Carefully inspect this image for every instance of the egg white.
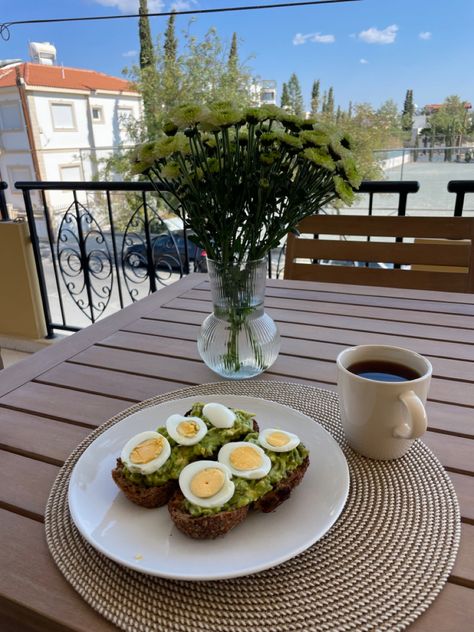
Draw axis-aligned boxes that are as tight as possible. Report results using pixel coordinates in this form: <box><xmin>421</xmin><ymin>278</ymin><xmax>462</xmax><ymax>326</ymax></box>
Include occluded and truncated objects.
<box><xmin>202</xmin><ymin>402</ymin><xmax>236</xmax><ymax>428</ymax></box>
<box><xmin>121</xmin><ymin>431</ymin><xmax>171</xmax><ymax>475</ymax></box>
<box><xmin>218</xmin><ymin>441</ymin><xmax>271</xmax><ymax>479</ymax></box>
<box><xmin>166</xmin><ymin>414</ymin><xmax>208</xmax><ymax>445</ymax></box>
<box><xmin>179</xmin><ymin>460</ymin><xmax>235</xmax><ymax>508</ymax></box>
<box><xmin>258</xmin><ymin>428</ymin><xmax>300</xmax><ymax>452</ymax></box>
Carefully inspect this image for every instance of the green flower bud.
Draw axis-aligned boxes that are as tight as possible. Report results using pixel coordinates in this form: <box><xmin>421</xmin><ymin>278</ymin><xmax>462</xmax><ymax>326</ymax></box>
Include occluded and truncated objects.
<box><xmin>169</xmin><ymin>104</ymin><xmax>208</xmax><ymax>128</ymax></box>
<box><xmin>333</xmin><ymin>175</ymin><xmax>355</xmax><ymax>205</ymax></box>
<box><xmin>302</xmin><ymin>148</ymin><xmax>336</xmax><ymax>171</ymax></box>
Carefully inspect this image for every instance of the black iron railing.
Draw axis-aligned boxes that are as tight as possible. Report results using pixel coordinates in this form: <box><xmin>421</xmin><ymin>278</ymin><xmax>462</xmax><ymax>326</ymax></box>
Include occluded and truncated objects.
<box><xmin>0</xmin><ymin>182</ymin><xmax>9</xmax><ymax>221</ymax></box>
<box><xmin>15</xmin><ymin>180</ymin><xmax>196</xmax><ymax>337</ymax></box>
<box><xmin>448</xmin><ymin>181</ymin><xmax>474</xmax><ymax>217</ymax></box>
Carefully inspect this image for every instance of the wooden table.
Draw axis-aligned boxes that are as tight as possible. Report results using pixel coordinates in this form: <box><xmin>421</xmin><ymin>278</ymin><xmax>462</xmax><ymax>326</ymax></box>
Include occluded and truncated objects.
<box><xmin>1</xmin><ymin>275</ymin><xmax>473</xmax><ymax>632</ymax></box>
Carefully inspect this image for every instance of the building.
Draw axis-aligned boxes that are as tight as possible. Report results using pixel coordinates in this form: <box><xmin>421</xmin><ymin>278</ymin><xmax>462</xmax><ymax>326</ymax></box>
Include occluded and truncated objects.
<box><xmin>0</xmin><ymin>43</ymin><xmax>141</xmax><ymax>214</ymax></box>
<box><xmin>251</xmin><ymin>80</ymin><xmax>277</xmax><ymax>107</ymax></box>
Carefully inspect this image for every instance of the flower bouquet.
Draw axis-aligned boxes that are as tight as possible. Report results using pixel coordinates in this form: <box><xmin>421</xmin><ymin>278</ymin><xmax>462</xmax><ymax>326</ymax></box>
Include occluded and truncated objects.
<box><xmin>131</xmin><ymin>102</ymin><xmax>361</xmax><ymax>378</ymax></box>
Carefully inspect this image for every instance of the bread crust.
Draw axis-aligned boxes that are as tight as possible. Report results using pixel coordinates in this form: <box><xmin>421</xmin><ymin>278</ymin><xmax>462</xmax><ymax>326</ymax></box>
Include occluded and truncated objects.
<box><xmin>168</xmin><ymin>491</ymin><xmax>249</xmax><ymax>539</ymax></box>
<box><xmin>253</xmin><ymin>456</ymin><xmax>310</xmax><ymax>513</ymax></box>
<box><xmin>111</xmin><ymin>458</ymin><xmax>177</xmax><ymax>509</ymax></box>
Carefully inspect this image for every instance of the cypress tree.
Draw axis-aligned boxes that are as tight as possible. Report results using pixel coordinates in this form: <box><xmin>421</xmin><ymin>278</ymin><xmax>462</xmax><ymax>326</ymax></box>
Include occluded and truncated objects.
<box><xmin>287</xmin><ymin>73</ymin><xmax>304</xmax><ymax>116</ymax></box>
<box><xmin>164</xmin><ymin>12</ymin><xmax>177</xmax><ymax>64</ymax></box>
<box><xmin>321</xmin><ymin>90</ymin><xmax>328</xmax><ymax>113</ymax></box>
<box><xmin>402</xmin><ymin>89</ymin><xmax>415</xmax><ymax>131</ymax></box>
<box><xmin>336</xmin><ymin>105</ymin><xmax>342</xmax><ymax>123</ymax></box>
<box><xmin>228</xmin><ymin>32</ymin><xmax>238</xmax><ymax>72</ymax></box>
<box><xmin>348</xmin><ymin>100</ymin><xmax>353</xmax><ymax>118</ymax></box>
<box><xmin>327</xmin><ymin>86</ymin><xmax>335</xmax><ymax>117</ymax></box>
<box><xmin>138</xmin><ymin>0</ymin><xmax>158</xmax><ymax>135</ymax></box>
<box><xmin>139</xmin><ymin>0</ymin><xmax>155</xmax><ymax>70</ymax></box>
<box><xmin>310</xmin><ymin>80</ymin><xmax>320</xmax><ymax>116</ymax></box>
<box><xmin>281</xmin><ymin>82</ymin><xmax>290</xmax><ymax>109</ymax></box>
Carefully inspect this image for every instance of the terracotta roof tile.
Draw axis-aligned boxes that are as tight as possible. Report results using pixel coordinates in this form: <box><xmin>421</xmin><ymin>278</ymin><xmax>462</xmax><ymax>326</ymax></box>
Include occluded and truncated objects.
<box><xmin>0</xmin><ymin>62</ymin><xmax>136</xmax><ymax>93</ymax></box>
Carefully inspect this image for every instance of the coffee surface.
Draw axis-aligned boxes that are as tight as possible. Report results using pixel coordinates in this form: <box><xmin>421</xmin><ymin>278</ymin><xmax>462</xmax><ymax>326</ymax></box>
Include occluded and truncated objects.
<box><xmin>348</xmin><ymin>360</ymin><xmax>421</xmax><ymax>382</ymax></box>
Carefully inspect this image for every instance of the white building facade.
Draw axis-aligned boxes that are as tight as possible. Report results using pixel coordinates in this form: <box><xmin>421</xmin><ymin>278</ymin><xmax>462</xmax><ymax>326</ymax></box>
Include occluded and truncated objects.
<box><xmin>0</xmin><ymin>44</ymin><xmax>141</xmax><ymax>214</ymax></box>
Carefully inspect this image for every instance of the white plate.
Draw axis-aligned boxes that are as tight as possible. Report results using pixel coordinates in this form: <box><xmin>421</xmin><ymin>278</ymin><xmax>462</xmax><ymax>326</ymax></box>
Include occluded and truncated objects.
<box><xmin>68</xmin><ymin>394</ymin><xmax>349</xmax><ymax>580</ymax></box>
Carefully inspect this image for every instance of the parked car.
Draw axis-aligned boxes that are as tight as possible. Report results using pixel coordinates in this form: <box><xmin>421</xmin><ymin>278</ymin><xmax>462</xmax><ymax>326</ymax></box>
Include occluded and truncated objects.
<box><xmin>124</xmin><ymin>230</ymin><xmax>207</xmax><ymax>273</ymax></box>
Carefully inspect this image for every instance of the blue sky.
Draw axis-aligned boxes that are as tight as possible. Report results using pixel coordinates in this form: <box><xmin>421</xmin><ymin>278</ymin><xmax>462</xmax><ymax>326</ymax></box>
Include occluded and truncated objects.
<box><xmin>1</xmin><ymin>0</ymin><xmax>473</xmax><ymax>111</ymax></box>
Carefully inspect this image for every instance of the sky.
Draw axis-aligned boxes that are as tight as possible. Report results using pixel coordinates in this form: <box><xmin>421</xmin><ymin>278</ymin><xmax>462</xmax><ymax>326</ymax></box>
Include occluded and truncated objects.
<box><xmin>1</xmin><ymin>0</ymin><xmax>473</xmax><ymax>112</ymax></box>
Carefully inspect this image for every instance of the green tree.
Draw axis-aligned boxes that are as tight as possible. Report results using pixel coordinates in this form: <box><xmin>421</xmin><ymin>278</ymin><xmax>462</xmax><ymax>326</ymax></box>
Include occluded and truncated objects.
<box><xmin>428</xmin><ymin>95</ymin><xmax>472</xmax><ymax>160</ymax></box>
<box><xmin>138</xmin><ymin>0</ymin><xmax>158</xmax><ymax>134</ymax></box>
<box><xmin>310</xmin><ymin>79</ymin><xmax>320</xmax><ymax>116</ymax></box>
<box><xmin>377</xmin><ymin>99</ymin><xmax>401</xmax><ymax>135</ymax></box>
<box><xmin>228</xmin><ymin>32</ymin><xmax>238</xmax><ymax>72</ymax></box>
<box><xmin>402</xmin><ymin>89</ymin><xmax>415</xmax><ymax>131</ymax></box>
<box><xmin>321</xmin><ymin>90</ymin><xmax>328</xmax><ymax>114</ymax></box>
<box><xmin>287</xmin><ymin>73</ymin><xmax>304</xmax><ymax>116</ymax></box>
<box><xmin>280</xmin><ymin>82</ymin><xmax>290</xmax><ymax>109</ymax></box>
<box><xmin>326</xmin><ymin>86</ymin><xmax>335</xmax><ymax>118</ymax></box>
<box><xmin>348</xmin><ymin>100</ymin><xmax>353</xmax><ymax>119</ymax></box>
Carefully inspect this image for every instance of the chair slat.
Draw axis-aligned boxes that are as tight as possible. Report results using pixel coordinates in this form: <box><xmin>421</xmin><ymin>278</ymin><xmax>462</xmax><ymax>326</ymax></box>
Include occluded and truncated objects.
<box><xmin>297</xmin><ymin>215</ymin><xmax>474</xmax><ymax>240</ymax></box>
<box><xmin>294</xmin><ymin>239</ymin><xmax>471</xmax><ymax>267</ymax></box>
<box><xmin>285</xmin><ymin>215</ymin><xmax>474</xmax><ymax>293</ymax></box>
<box><xmin>288</xmin><ymin>264</ymin><xmax>471</xmax><ymax>293</ymax></box>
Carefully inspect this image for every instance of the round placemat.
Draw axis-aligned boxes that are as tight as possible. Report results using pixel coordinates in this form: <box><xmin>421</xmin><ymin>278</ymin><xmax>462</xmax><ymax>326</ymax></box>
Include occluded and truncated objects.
<box><xmin>45</xmin><ymin>381</ymin><xmax>460</xmax><ymax>632</ymax></box>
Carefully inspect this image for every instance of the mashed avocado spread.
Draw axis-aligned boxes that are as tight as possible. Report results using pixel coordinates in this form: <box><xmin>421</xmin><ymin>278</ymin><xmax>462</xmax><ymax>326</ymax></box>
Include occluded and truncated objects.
<box><xmin>121</xmin><ymin>403</ymin><xmax>255</xmax><ymax>487</ymax></box>
<box><xmin>183</xmin><ymin>433</ymin><xmax>309</xmax><ymax>517</ymax></box>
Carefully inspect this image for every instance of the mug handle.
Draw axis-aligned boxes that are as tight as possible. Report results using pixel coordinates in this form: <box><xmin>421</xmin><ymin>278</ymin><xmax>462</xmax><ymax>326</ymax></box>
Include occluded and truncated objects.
<box><xmin>393</xmin><ymin>390</ymin><xmax>428</xmax><ymax>439</ymax></box>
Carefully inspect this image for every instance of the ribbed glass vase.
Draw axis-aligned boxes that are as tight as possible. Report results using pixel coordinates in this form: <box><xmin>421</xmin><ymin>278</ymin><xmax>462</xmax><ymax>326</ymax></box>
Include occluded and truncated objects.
<box><xmin>197</xmin><ymin>258</ymin><xmax>280</xmax><ymax>379</ymax></box>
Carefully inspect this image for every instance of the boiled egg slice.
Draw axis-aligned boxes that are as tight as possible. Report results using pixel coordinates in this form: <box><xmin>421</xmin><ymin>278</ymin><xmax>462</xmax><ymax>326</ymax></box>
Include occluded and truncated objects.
<box><xmin>202</xmin><ymin>402</ymin><xmax>236</xmax><ymax>428</ymax></box>
<box><xmin>166</xmin><ymin>414</ymin><xmax>208</xmax><ymax>445</ymax></box>
<box><xmin>121</xmin><ymin>431</ymin><xmax>171</xmax><ymax>475</ymax></box>
<box><xmin>258</xmin><ymin>428</ymin><xmax>300</xmax><ymax>452</ymax></box>
<box><xmin>218</xmin><ymin>442</ymin><xmax>271</xmax><ymax>479</ymax></box>
<box><xmin>179</xmin><ymin>461</ymin><xmax>235</xmax><ymax>508</ymax></box>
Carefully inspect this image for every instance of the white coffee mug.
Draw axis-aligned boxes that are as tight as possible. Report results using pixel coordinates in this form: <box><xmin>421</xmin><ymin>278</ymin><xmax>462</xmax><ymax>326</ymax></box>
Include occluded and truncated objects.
<box><xmin>336</xmin><ymin>345</ymin><xmax>432</xmax><ymax>460</ymax></box>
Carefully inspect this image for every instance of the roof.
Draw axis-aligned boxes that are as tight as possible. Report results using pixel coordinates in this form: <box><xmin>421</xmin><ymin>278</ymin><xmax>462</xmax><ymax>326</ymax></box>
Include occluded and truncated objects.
<box><xmin>0</xmin><ymin>62</ymin><xmax>136</xmax><ymax>93</ymax></box>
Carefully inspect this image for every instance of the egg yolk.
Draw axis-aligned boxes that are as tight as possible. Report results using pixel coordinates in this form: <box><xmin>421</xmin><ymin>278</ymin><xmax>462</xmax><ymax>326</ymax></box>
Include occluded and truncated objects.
<box><xmin>177</xmin><ymin>420</ymin><xmax>200</xmax><ymax>437</ymax></box>
<box><xmin>190</xmin><ymin>468</ymin><xmax>225</xmax><ymax>498</ymax></box>
<box><xmin>230</xmin><ymin>446</ymin><xmax>262</xmax><ymax>470</ymax></box>
<box><xmin>267</xmin><ymin>431</ymin><xmax>290</xmax><ymax>447</ymax></box>
<box><xmin>130</xmin><ymin>437</ymin><xmax>164</xmax><ymax>464</ymax></box>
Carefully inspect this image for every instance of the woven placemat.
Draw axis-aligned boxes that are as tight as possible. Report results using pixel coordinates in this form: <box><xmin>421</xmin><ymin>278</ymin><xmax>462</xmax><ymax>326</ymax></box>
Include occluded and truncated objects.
<box><xmin>45</xmin><ymin>381</ymin><xmax>460</xmax><ymax>632</ymax></box>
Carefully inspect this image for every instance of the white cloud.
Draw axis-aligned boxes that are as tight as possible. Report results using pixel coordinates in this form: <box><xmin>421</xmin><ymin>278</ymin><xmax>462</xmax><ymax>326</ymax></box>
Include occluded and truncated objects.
<box><xmin>171</xmin><ymin>0</ymin><xmax>197</xmax><ymax>10</ymax></box>
<box><xmin>358</xmin><ymin>24</ymin><xmax>398</xmax><ymax>44</ymax></box>
<box><xmin>313</xmin><ymin>33</ymin><xmax>335</xmax><ymax>44</ymax></box>
<box><xmin>359</xmin><ymin>58</ymin><xmax>369</xmax><ymax>64</ymax></box>
<box><xmin>293</xmin><ymin>32</ymin><xmax>335</xmax><ymax>46</ymax></box>
<box><xmin>122</xmin><ymin>50</ymin><xmax>137</xmax><ymax>57</ymax></box>
<box><xmin>93</xmin><ymin>0</ymin><xmax>164</xmax><ymax>12</ymax></box>
<box><xmin>419</xmin><ymin>31</ymin><xmax>432</xmax><ymax>40</ymax></box>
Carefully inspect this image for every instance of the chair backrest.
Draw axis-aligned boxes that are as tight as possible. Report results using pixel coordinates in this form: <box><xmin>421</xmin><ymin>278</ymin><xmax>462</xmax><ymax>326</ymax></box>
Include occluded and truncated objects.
<box><xmin>284</xmin><ymin>215</ymin><xmax>474</xmax><ymax>293</ymax></box>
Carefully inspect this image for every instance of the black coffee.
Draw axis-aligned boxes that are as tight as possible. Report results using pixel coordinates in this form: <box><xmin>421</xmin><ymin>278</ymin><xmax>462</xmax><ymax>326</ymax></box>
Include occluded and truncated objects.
<box><xmin>347</xmin><ymin>360</ymin><xmax>421</xmax><ymax>382</ymax></box>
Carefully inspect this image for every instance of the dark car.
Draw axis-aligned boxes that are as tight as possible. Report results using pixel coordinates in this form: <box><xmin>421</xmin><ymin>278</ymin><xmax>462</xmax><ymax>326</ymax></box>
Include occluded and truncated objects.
<box><xmin>124</xmin><ymin>230</ymin><xmax>207</xmax><ymax>273</ymax></box>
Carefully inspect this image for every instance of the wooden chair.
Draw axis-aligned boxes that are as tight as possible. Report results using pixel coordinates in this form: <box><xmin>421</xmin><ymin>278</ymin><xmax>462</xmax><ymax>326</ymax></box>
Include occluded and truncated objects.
<box><xmin>284</xmin><ymin>215</ymin><xmax>474</xmax><ymax>293</ymax></box>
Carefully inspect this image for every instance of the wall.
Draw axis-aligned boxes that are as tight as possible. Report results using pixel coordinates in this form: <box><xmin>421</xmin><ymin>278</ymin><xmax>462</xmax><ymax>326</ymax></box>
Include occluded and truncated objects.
<box><xmin>0</xmin><ymin>220</ymin><xmax>47</xmax><ymax>339</ymax></box>
<box><xmin>0</xmin><ymin>87</ymin><xmax>36</xmax><ymax>211</ymax></box>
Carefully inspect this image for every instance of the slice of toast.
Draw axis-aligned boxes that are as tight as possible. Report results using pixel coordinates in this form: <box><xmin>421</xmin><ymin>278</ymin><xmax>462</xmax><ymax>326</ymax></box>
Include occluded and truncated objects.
<box><xmin>168</xmin><ymin>456</ymin><xmax>310</xmax><ymax>538</ymax></box>
<box><xmin>253</xmin><ymin>456</ymin><xmax>310</xmax><ymax>513</ymax></box>
<box><xmin>168</xmin><ymin>491</ymin><xmax>249</xmax><ymax>539</ymax></box>
<box><xmin>111</xmin><ymin>458</ymin><xmax>177</xmax><ymax>509</ymax></box>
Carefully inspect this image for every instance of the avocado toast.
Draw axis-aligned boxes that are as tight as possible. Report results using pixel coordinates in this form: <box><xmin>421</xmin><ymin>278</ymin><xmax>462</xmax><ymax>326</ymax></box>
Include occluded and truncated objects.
<box><xmin>168</xmin><ymin>430</ymin><xmax>310</xmax><ymax>539</ymax></box>
<box><xmin>112</xmin><ymin>402</ymin><xmax>258</xmax><ymax>508</ymax></box>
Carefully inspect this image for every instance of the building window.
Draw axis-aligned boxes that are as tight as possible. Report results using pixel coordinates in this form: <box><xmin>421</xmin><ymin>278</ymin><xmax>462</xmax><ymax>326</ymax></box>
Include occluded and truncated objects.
<box><xmin>261</xmin><ymin>91</ymin><xmax>275</xmax><ymax>103</ymax></box>
<box><xmin>0</xmin><ymin>102</ymin><xmax>23</xmax><ymax>131</ymax></box>
<box><xmin>59</xmin><ymin>164</ymin><xmax>82</xmax><ymax>181</ymax></box>
<box><xmin>7</xmin><ymin>166</ymin><xmax>33</xmax><ymax>192</ymax></box>
<box><xmin>51</xmin><ymin>103</ymin><xmax>76</xmax><ymax>130</ymax></box>
<box><xmin>91</xmin><ymin>106</ymin><xmax>104</xmax><ymax>123</ymax></box>
<box><xmin>117</xmin><ymin>107</ymin><xmax>134</xmax><ymax>141</ymax></box>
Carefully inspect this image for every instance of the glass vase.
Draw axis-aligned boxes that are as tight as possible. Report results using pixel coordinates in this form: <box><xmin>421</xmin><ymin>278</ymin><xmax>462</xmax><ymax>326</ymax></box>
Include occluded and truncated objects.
<box><xmin>197</xmin><ymin>258</ymin><xmax>280</xmax><ymax>379</ymax></box>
